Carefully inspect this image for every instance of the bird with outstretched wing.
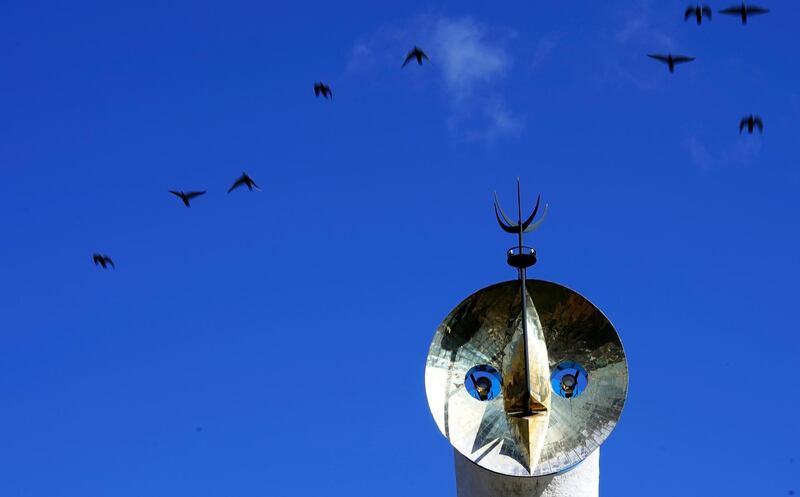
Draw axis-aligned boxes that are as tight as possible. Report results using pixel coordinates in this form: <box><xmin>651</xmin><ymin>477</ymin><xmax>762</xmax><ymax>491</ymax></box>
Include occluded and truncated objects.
<box><xmin>169</xmin><ymin>190</ymin><xmax>206</xmax><ymax>207</ymax></box>
<box><xmin>228</xmin><ymin>172</ymin><xmax>261</xmax><ymax>193</ymax></box>
<box><xmin>648</xmin><ymin>53</ymin><xmax>696</xmax><ymax>73</ymax></box>
<box><xmin>402</xmin><ymin>46</ymin><xmax>430</xmax><ymax>68</ymax></box>
<box><xmin>719</xmin><ymin>3</ymin><xmax>770</xmax><ymax>24</ymax></box>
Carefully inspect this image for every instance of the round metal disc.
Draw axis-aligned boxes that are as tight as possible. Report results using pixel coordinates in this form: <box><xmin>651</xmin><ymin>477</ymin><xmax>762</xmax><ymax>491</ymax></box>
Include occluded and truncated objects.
<box><xmin>424</xmin><ymin>279</ymin><xmax>628</xmax><ymax>477</ymax></box>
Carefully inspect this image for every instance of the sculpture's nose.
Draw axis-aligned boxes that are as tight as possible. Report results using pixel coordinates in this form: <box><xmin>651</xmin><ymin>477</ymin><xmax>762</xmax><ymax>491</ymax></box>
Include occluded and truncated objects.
<box><xmin>507</xmin><ymin>399</ymin><xmax>548</xmax><ymax>418</ymax></box>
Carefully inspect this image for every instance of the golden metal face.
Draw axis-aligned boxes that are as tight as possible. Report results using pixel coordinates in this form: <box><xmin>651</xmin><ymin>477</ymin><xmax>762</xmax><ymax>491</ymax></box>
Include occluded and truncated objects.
<box><xmin>424</xmin><ymin>279</ymin><xmax>628</xmax><ymax>477</ymax></box>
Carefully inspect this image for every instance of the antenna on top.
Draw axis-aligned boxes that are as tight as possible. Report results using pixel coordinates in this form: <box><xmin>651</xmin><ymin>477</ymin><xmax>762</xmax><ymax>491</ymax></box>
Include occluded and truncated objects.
<box><xmin>493</xmin><ymin>178</ymin><xmax>549</xmax><ymax>269</ymax></box>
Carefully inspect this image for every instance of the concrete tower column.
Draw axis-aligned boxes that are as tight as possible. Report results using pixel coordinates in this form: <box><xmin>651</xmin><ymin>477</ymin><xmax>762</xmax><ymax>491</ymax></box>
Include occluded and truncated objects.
<box><xmin>454</xmin><ymin>449</ymin><xmax>599</xmax><ymax>497</ymax></box>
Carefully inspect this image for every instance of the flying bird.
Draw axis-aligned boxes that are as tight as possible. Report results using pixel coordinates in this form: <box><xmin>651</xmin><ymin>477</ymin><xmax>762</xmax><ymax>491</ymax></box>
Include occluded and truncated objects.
<box><xmin>647</xmin><ymin>53</ymin><xmax>696</xmax><ymax>73</ymax></box>
<box><xmin>685</xmin><ymin>5</ymin><xmax>712</xmax><ymax>24</ymax></box>
<box><xmin>314</xmin><ymin>82</ymin><xmax>332</xmax><ymax>99</ymax></box>
<box><xmin>719</xmin><ymin>3</ymin><xmax>770</xmax><ymax>24</ymax></box>
<box><xmin>228</xmin><ymin>172</ymin><xmax>261</xmax><ymax>193</ymax></box>
<box><xmin>92</xmin><ymin>253</ymin><xmax>114</xmax><ymax>269</ymax></box>
<box><xmin>169</xmin><ymin>190</ymin><xmax>206</xmax><ymax>207</ymax></box>
<box><xmin>739</xmin><ymin>114</ymin><xmax>763</xmax><ymax>134</ymax></box>
<box><xmin>402</xmin><ymin>46</ymin><xmax>430</xmax><ymax>67</ymax></box>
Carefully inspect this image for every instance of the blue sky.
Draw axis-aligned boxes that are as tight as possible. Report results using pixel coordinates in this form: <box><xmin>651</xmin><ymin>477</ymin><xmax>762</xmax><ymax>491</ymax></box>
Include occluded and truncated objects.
<box><xmin>1</xmin><ymin>0</ymin><xmax>799</xmax><ymax>495</ymax></box>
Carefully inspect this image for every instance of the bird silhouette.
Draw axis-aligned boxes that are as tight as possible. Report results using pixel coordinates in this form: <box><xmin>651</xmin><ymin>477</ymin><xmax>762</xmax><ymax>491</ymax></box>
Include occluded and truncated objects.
<box><xmin>402</xmin><ymin>46</ymin><xmax>430</xmax><ymax>67</ymax></box>
<box><xmin>314</xmin><ymin>82</ymin><xmax>332</xmax><ymax>99</ymax></box>
<box><xmin>169</xmin><ymin>190</ymin><xmax>206</xmax><ymax>207</ymax></box>
<box><xmin>685</xmin><ymin>5</ymin><xmax>712</xmax><ymax>24</ymax></box>
<box><xmin>647</xmin><ymin>53</ymin><xmax>696</xmax><ymax>73</ymax></box>
<box><xmin>228</xmin><ymin>172</ymin><xmax>261</xmax><ymax>193</ymax></box>
<box><xmin>739</xmin><ymin>115</ymin><xmax>763</xmax><ymax>133</ymax></box>
<box><xmin>719</xmin><ymin>3</ymin><xmax>769</xmax><ymax>24</ymax></box>
<box><xmin>93</xmin><ymin>253</ymin><xmax>114</xmax><ymax>269</ymax></box>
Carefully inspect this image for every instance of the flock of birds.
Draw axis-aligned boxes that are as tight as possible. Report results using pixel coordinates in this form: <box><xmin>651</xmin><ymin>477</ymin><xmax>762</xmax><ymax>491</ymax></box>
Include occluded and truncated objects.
<box><xmin>91</xmin><ymin>1</ymin><xmax>769</xmax><ymax>269</ymax></box>
<box><xmin>92</xmin><ymin>171</ymin><xmax>261</xmax><ymax>269</ymax></box>
<box><xmin>683</xmin><ymin>2</ymin><xmax>769</xmax><ymax>25</ymax></box>
<box><xmin>92</xmin><ymin>3</ymin><xmax>771</xmax><ymax>269</ymax></box>
<box><xmin>646</xmin><ymin>3</ymin><xmax>770</xmax><ymax>136</ymax></box>
<box><xmin>91</xmin><ymin>3</ymin><xmax>770</xmax><ymax>269</ymax></box>
<box><xmin>93</xmin><ymin>45</ymin><xmax>431</xmax><ymax>270</ymax></box>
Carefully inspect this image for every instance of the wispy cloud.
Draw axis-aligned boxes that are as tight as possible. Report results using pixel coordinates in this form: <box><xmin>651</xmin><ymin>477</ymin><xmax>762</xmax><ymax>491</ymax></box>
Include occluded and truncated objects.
<box><xmin>591</xmin><ymin>0</ymin><xmax>681</xmax><ymax>90</ymax></box>
<box><xmin>683</xmin><ymin>135</ymin><xmax>764</xmax><ymax>170</ymax></box>
<box><xmin>430</xmin><ymin>18</ymin><xmax>520</xmax><ymax>142</ymax></box>
<box><xmin>477</xmin><ymin>99</ymin><xmax>525</xmax><ymax>141</ymax></box>
<box><xmin>431</xmin><ymin>18</ymin><xmax>511</xmax><ymax>102</ymax></box>
<box><xmin>348</xmin><ymin>16</ymin><xmax>525</xmax><ymax>142</ymax></box>
<box><xmin>613</xmin><ymin>0</ymin><xmax>674</xmax><ymax>49</ymax></box>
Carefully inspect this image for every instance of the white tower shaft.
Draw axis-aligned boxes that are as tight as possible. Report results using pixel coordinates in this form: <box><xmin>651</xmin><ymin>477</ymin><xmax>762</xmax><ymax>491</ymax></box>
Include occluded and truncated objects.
<box><xmin>454</xmin><ymin>449</ymin><xmax>599</xmax><ymax>497</ymax></box>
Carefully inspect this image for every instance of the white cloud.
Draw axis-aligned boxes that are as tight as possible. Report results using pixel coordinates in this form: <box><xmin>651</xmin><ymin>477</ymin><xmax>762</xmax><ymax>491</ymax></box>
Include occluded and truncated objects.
<box><xmin>479</xmin><ymin>100</ymin><xmax>525</xmax><ymax>142</ymax></box>
<box><xmin>348</xmin><ymin>16</ymin><xmax>525</xmax><ymax>141</ymax></box>
<box><xmin>429</xmin><ymin>18</ymin><xmax>523</xmax><ymax>141</ymax></box>
<box><xmin>431</xmin><ymin>18</ymin><xmax>511</xmax><ymax>102</ymax></box>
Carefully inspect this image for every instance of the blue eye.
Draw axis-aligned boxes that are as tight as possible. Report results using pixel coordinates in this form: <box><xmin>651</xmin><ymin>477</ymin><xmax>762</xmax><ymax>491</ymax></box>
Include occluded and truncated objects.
<box><xmin>551</xmin><ymin>361</ymin><xmax>589</xmax><ymax>399</ymax></box>
<box><xmin>465</xmin><ymin>365</ymin><xmax>503</xmax><ymax>401</ymax></box>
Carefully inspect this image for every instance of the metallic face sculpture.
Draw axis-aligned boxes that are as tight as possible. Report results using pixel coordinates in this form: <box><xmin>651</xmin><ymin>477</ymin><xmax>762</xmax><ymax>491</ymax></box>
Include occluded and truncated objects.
<box><xmin>424</xmin><ymin>279</ymin><xmax>628</xmax><ymax>477</ymax></box>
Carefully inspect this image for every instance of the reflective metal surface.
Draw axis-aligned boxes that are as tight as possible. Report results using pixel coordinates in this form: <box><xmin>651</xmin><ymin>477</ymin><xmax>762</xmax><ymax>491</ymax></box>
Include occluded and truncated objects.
<box><xmin>425</xmin><ymin>279</ymin><xmax>628</xmax><ymax>477</ymax></box>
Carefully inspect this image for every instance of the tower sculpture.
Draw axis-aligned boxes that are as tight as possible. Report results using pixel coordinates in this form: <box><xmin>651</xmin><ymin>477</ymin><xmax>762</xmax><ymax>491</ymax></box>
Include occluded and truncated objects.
<box><xmin>424</xmin><ymin>181</ymin><xmax>628</xmax><ymax>496</ymax></box>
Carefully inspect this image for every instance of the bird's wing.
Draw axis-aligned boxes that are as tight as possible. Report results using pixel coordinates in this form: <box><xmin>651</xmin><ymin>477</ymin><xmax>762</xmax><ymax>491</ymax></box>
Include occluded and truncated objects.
<box><xmin>168</xmin><ymin>190</ymin><xmax>183</xmax><ymax>198</ymax></box>
<box><xmin>327</xmin><ymin>87</ymin><xmax>332</xmax><ymax>98</ymax></box>
<box><xmin>747</xmin><ymin>6</ymin><xmax>769</xmax><ymax>14</ymax></box>
<box><xmin>420</xmin><ymin>50</ymin><xmax>430</xmax><ymax>62</ymax></box>
<box><xmin>739</xmin><ymin>119</ymin><xmax>746</xmax><ymax>132</ymax></box>
<box><xmin>647</xmin><ymin>54</ymin><xmax>669</xmax><ymax>63</ymax></box>
<box><xmin>106</xmin><ymin>257</ymin><xmax>115</xmax><ymax>268</ymax></box>
<box><xmin>703</xmin><ymin>6</ymin><xmax>712</xmax><ymax>18</ymax></box>
<box><xmin>755</xmin><ymin>117</ymin><xmax>764</xmax><ymax>130</ymax></box>
<box><xmin>93</xmin><ymin>254</ymin><xmax>101</xmax><ymax>264</ymax></box>
<box><xmin>402</xmin><ymin>52</ymin><xmax>414</xmax><ymax>67</ymax></box>
<box><xmin>672</xmin><ymin>56</ymin><xmax>696</xmax><ymax>64</ymax></box>
<box><xmin>314</xmin><ymin>85</ymin><xmax>320</xmax><ymax>96</ymax></box>
<box><xmin>719</xmin><ymin>6</ymin><xmax>743</xmax><ymax>14</ymax></box>
<box><xmin>684</xmin><ymin>6</ymin><xmax>694</xmax><ymax>20</ymax></box>
<box><xmin>228</xmin><ymin>177</ymin><xmax>245</xmax><ymax>193</ymax></box>
<box><xmin>185</xmin><ymin>191</ymin><xmax>206</xmax><ymax>199</ymax></box>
